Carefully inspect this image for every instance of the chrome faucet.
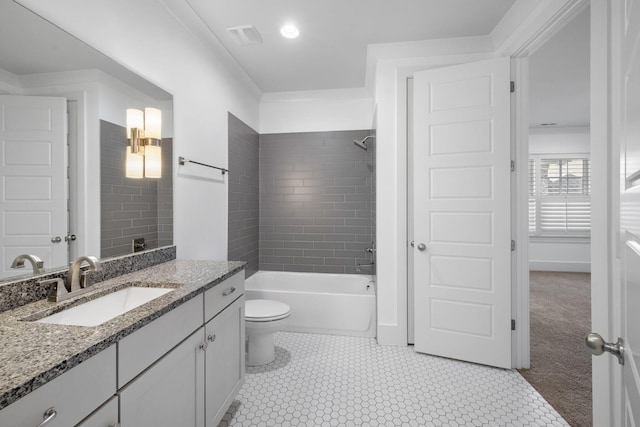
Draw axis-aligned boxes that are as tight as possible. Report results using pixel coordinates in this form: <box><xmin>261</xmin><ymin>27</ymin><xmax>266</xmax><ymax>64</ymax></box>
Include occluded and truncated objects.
<box><xmin>11</xmin><ymin>254</ymin><xmax>45</xmax><ymax>274</ymax></box>
<box><xmin>67</xmin><ymin>256</ymin><xmax>101</xmax><ymax>292</ymax></box>
<box><xmin>39</xmin><ymin>255</ymin><xmax>101</xmax><ymax>302</ymax></box>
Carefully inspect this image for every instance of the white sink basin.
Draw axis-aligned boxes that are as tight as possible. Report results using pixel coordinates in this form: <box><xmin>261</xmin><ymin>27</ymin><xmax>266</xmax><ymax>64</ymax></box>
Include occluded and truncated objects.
<box><xmin>36</xmin><ymin>287</ymin><xmax>173</xmax><ymax>327</ymax></box>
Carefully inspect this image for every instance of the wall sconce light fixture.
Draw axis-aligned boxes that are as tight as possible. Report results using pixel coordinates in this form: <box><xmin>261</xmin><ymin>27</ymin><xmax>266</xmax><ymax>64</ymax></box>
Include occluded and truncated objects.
<box><xmin>126</xmin><ymin>107</ymin><xmax>162</xmax><ymax>178</ymax></box>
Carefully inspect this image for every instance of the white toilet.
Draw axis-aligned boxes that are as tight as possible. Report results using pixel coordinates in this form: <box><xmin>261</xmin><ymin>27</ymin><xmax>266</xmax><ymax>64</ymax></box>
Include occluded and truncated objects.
<box><xmin>245</xmin><ymin>299</ymin><xmax>291</xmax><ymax>366</ymax></box>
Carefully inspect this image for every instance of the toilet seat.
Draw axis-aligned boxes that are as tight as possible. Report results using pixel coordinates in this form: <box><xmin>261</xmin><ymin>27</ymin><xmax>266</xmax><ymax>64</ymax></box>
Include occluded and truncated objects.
<box><xmin>245</xmin><ymin>299</ymin><xmax>290</xmax><ymax>322</ymax></box>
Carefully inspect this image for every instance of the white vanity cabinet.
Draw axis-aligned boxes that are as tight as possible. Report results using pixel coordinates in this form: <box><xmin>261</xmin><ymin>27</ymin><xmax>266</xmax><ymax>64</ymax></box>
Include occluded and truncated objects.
<box><xmin>0</xmin><ymin>346</ymin><xmax>117</xmax><ymax>427</ymax></box>
<box><xmin>117</xmin><ymin>271</ymin><xmax>245</xmax><ymax>427</ymax></box>
<box><xmin>0</xmin><ymin>270</ymin><xmax>245</xmax><ymax>427</ymax></box>
<box><xmin>77</xmin><ymin>396</ymin><xmax>119</xmax><ymax>427</ymax></box>
<box><xmin>119</xmin><ymin>329</ymin><xmax>206</xmax><ymax>427</ymax></box>
<box><xmin>204</xmin><ymin>295</ymin><xmax>245</xmax><ymax>427</ymax></box>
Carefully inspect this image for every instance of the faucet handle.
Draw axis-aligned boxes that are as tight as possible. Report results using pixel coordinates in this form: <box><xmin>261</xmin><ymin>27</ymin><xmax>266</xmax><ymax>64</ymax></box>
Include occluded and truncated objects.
<box><xmin>39</xmin><ymin>278</ymin><xmax>68</xmax><ymax>302</ymax></box>
<box><xmin>80</xmin><ymin>271</ymin><xmax>94</xmax><ymax>289</ymax></box>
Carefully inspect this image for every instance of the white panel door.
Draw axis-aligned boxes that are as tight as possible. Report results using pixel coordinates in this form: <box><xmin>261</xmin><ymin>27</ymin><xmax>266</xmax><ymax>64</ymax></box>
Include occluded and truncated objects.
<box><xmin>619</xmin><ymin>0</ymin><xmax>640</xmax><ymax>423</ymax></box>
<box><xmin>412</xmin><ymin>57</ymin><xmax>512</xmax><ymax>369</ymax></box>
<box><xmin>0</xmin><ymin>95</ymin><xmax>67</xmax><ymax>278</ymax></box>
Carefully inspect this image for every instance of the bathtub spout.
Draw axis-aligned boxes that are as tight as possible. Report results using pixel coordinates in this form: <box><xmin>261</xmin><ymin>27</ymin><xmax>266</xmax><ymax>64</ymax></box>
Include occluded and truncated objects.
<box><xmin>356</xmin><ymin>262</ymin><xmax>375</xmax><ymax>272</ymax></box>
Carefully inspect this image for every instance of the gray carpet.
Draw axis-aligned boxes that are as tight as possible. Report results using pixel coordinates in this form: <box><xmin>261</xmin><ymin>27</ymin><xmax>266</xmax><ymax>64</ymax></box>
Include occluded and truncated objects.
<box><xmin>518</xmin><ymin>271</ymin><xmax>592</xmax><ymax>427</ymax></box>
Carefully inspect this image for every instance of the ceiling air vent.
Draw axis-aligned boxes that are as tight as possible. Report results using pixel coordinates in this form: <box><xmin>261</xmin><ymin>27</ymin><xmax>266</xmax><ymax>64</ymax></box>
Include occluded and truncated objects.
<box><xmin>226</xmin><ymin>25</ymin><xmax>263</xmax><ymax>46</ymax></box>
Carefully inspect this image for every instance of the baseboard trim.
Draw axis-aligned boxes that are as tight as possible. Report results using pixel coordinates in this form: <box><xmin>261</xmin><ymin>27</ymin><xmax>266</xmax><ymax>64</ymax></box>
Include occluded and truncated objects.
<box><xmin>529</xmin><ymin>261</ymin><xmax>591</xmax><ymax>273</ymax></box>
<box><xmin>377</xmin><ymin>323</ymin><xmax>407</xmax><ymax>346</ymax></box>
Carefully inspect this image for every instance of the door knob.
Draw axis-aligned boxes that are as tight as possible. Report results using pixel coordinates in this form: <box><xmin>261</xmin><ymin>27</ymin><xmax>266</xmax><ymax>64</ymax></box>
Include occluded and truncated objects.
<box><xmin>410</xmin><ymin>241</ymin><xmax>415</xmax><ymax>247</ymax></box>
<box><xmin>416</xmin><ymin>243</ymin><xmax>427</xmax><ymax>252</ymax></box>
<box><xmin>585</xmin><ymin>332</ymin><xmax>624</xmax><ymax>365</ymax></box>
<box><xmin>51</xmin><ymin>236</ymin><xmax>62</xmax><ymax>243</ymax></box>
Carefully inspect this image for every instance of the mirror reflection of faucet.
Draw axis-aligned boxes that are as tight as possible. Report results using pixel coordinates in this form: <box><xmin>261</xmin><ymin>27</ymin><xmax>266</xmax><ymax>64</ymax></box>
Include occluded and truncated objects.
<box><xmin>39</xmin><ymin>255</ymin><xmax>101</xmax><ymax>302</ymax></box>
<box><xmin>10</xmin><ymin>254</ymin><xmax>45</xmax><ymax>274</ymax></box>
<box><xmin>67</xmin><ymin>256</ymin><xmax>101</xmax><ymax>292</ymax></box>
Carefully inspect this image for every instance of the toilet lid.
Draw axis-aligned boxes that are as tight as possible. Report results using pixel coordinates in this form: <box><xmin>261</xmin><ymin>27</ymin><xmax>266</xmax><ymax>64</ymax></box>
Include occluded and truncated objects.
<box><xmin>245</xmin><ymin>299</ymin><xmax>291</xmax><ymax>322</ymax></box>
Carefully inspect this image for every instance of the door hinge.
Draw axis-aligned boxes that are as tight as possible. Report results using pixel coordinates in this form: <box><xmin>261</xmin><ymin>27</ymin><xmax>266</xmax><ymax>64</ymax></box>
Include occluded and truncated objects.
<box><xmin>510</xmin><ymin>81</ymin><xmax>515</xmax><ymax>93</ymax></box>
<box><xmin>511</xmin><ymin>240</ymin><xmax>516</xmax><ymax>251</ymax></box>
<box><xmin>510</xmin><ymin>160</ymin><xmax>515</xmax><ymax>172</ymax></box>
<box><xmin>511</xmin><ymin>319</ymin><xmax>516</xmax><ymax>330</ymax></box>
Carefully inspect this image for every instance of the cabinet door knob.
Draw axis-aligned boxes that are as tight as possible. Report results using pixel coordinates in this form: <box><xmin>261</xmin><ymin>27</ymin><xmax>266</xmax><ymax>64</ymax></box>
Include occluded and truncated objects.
<box><xmin>222</xmin><ymin>287</ymin><xmax>236</xmax><ymax>297</ymax></box>
<box><xmin>207</xmin><ymin>334</ymin><xmax>216</xmax><ymax>342</ymax></box>
<box><xmin>36</xmin><ymin>407</ymin><xmax>57</xmax><ymax>427</ymax></box>
<box><xmin>199</xmin><ymin>341</ymin><xmax>208</xmax><ymax>351</ymax></box>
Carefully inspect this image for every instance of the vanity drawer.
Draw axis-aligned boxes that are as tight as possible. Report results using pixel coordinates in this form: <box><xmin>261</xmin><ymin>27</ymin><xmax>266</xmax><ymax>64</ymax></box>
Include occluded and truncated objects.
<box><xmin>0</xmin><ymin>345</ymin><xmax>116</xmax><ymax>427</ymax></box>
<box><xmin>204</xmin><ymin>271</ymin><xmax>244</xmax><ymax>322</ymax></box>
<box><xmin>118</xmin><ymin>294</ymin><xmax>203</xmax><ymax>387</ymax></box>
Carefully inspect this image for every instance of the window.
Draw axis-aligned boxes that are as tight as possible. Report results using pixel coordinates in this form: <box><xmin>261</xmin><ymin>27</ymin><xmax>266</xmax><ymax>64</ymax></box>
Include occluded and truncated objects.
<box><xmin>529</xmin><ymin>155</ymin><xmax>591</xmax><ymax>236</ymax></box>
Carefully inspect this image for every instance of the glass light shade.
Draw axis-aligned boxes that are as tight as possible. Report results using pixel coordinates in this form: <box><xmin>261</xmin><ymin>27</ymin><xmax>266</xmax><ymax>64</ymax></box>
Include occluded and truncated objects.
<box><xmin>144</xmin><ymin>144</ymin><xmax>162</xmax><ymax>178</ymax></box>
<box><xmin>144</xmin><ymin>108</ymin><xmax>162</xmax><ymax>140</ymax></box>
<box><xmin>126</xmin><ymin>109</ymin><xmax>144</xmax><ymax>139</ymax></box>
<box><xmin>125</xmin><ymin>147</ymin><xmax>144</xmax><ymax>178</ymax></box>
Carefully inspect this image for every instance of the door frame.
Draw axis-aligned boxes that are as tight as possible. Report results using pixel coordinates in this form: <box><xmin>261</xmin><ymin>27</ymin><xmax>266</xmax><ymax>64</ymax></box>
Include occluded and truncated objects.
<box><xmin>401</xmin><ymin>0</ymin><xmax>614</xmax><ymax>422</ymax></box>
<box><xmin>511</xmin><ymin>0</ymin><xmax>617</xmax><ymax>424</ymax></box>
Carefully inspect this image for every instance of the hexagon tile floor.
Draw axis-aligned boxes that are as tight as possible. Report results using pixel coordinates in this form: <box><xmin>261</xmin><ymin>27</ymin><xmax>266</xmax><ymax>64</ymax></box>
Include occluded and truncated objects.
<box><xmin>218</xmin><ymin>332</ymin><xmax>569</xmax><ymax>427</ymax></box>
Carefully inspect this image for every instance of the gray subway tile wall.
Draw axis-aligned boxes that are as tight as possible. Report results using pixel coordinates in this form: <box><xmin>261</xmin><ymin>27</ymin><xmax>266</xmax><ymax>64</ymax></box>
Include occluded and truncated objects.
<box><xmin>227</xmin><ymin>113</ymin><xmax>260</xmax><ymax>277</ymax></box>
<box><xmin>260</xmin><ymin>130</ymin><xmax>374</xmax><ymax>274</ymax></box>
<box><xmin>100</xmin><ymin>120</ymin><xmax>173</xmax><ymax>258</ymax></box>
<box><xmin>369</xmin><ymin>131</ymin><xmax>376</xmax><ymax>276</ymax></box>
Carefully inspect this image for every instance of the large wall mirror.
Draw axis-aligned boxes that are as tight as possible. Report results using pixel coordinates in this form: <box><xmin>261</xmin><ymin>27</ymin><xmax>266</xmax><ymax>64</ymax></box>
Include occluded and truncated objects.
<box><xmin>0</xmin><ymin>1</ymin><xmax>174</xmax><ymax>282</ymax></box>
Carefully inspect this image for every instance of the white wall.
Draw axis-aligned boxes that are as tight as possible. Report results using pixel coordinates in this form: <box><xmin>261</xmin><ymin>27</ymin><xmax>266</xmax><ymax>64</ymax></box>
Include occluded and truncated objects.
<box><xmin>529</xmin><ymin>126</ymin><xmax>590</xmax><ymax>154</ymax></box>
<box><xmin>97</xmin><ymin>71</ymin><xmax>174</xmax><ymax>137</ymax></box>
<box><xmin>259</xmin><ymin>88</ymin><xmax>374</xmax><ymax>134</ymax></box>
<box><xmin>0</xmin><ymin>69</ymin><xmax>21</xmax><ymax>94</ymax></box>
<box><xmin>17</xmin><ymin>0</ymin><xmax>262</xmax><ymax>262</ymax></box>
<box><xmin>529</xmin><ymin>126</ymin><xmax>591</xmax><ymax>272</ymax></box>
<box><xmin>528</xmin><ymin>239</ymin><xmax>590</xmax><ymax>272</ymax></box>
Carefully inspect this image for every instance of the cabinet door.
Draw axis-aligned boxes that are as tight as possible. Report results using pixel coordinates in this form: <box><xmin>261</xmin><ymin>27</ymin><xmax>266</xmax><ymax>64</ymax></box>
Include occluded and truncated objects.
<box><xmin>205</xmin><ymin>296</ymin><xmax>245</xmax><ymax>427</ymax></box>
<box><xmin>119</xmin><ymin>328</ymin><xmax>205</xmax><ymax>427</ymax></box>
<box><xmin>77</xmin><ymin>396</ymin><xmax>118</xmax><ymax>427</ymax></box>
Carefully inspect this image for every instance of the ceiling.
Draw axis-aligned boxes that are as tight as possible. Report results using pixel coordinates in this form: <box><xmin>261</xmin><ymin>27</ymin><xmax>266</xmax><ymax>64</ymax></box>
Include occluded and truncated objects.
<box><xmin>0</xmin><ymin>1</ymin><xmax>171</xmax><ymax>100</ymax></box>
<box><xmin>1</xmin><ymin>0</ymin><xmax>589</xmax><ymax>128</ymax></box>
<box><xmin>183</xmin><ymin>0</ymin><xmax>516</xmax><ymax>92</ymax></box>
<box><xmin>529</xmin><ymin>6</ymin><xmax>590</xmax><ymax>128</ymax></box>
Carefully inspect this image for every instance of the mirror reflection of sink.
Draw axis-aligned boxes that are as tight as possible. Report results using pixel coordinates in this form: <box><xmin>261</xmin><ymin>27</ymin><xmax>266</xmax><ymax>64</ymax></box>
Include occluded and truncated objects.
<box><xmin>35</xmin><ymin>287</ymin><xmax>174</xmax><ymax>327</ymax></box>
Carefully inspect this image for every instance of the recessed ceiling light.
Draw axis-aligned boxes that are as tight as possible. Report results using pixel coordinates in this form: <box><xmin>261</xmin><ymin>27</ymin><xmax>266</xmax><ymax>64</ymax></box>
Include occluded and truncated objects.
<box><xmin>280</xmin><ymin>24</ymin><xmax>300</xmax><ymax>39</ymax></box>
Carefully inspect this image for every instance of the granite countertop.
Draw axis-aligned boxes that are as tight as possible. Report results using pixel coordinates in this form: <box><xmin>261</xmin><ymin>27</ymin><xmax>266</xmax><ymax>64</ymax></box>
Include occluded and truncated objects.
<box><xmin>0</xmin><ymin>259</ymin><xmax>245</xmax><ymax>410</ymax></box>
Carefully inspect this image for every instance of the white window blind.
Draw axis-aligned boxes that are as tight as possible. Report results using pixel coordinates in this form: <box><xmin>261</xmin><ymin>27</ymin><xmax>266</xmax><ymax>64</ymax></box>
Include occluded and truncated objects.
<box><xmin>529</xmin><ymin>156</ymin><xmax>591</xmax><ymax>236</ymax></box>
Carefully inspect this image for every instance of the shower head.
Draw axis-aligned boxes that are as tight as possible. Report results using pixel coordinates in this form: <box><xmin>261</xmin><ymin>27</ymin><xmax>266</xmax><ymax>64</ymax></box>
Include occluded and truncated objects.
<box><xmin>353</xmin><ymin>135</ymin><xmax>374</xmax><ymax>151</ymax></box>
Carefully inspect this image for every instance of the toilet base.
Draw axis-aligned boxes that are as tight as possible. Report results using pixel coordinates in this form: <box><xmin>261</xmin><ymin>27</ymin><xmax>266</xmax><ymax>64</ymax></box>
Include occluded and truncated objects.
<box><xmin>246</xmin><ymin>332</ymin><xmax>276</xmax><ymax>366</ymax></box>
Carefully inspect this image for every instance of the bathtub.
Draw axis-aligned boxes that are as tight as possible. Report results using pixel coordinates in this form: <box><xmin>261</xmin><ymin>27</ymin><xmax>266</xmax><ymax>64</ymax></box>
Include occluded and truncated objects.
<box><xmin>245</xmin><ymin>271</ymin><xmax>376</xmax><ymax>337</ymax></box>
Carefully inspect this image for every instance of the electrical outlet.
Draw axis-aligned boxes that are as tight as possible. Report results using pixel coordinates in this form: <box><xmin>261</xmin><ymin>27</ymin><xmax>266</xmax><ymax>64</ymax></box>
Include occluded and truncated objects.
<box><xmin>132</xmin><ymin>237</ymin><xmax>146</xmax><ymax>253</ymax></box>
